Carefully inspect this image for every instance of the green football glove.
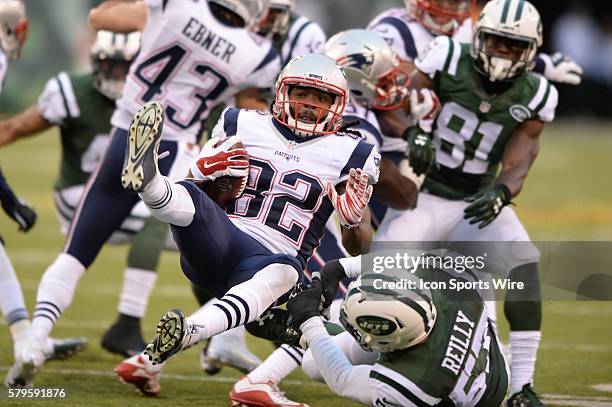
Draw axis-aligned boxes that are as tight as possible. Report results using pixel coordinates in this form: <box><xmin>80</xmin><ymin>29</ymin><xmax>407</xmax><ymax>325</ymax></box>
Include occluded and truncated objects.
<box><xmin>463</xmin><ymin>185</ymin><xmax>512</xmax><ymax>229</ymax></box>
<box><xmin>404</xmin><ymin>126</ymin><xmax>439</xmax><ymax>176</ymax></box>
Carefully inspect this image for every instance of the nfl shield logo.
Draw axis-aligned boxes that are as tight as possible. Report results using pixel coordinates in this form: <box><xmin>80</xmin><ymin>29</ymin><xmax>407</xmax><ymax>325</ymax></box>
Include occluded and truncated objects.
<box><xmin>287</xmin><ymin>141</ymin><xmax>297</xmax><ymax>150</ymax></box>
<box><xmin>479</xmin><ymin>101</ymin><xmax>491</xmax><ymax>113</ymax></box>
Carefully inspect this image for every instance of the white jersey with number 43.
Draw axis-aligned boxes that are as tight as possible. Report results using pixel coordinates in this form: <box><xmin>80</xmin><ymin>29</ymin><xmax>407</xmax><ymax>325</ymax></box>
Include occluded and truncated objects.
<box><xmin>112</xmin><ymin>0</ymin><xmax>281</xmax><ymax>144</ymax></box>
<box><xmin>208</xmin><ymin>108</ymin><xmax>381</xmax><ymax>269</ymax></box>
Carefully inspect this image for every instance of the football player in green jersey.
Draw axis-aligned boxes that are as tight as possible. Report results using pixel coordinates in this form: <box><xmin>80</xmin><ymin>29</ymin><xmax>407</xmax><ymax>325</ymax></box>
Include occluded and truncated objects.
<box><xmin>280</xmin><ymin>252</ymin><xmax>509</xmax><ymax>406</ymax></box>
<box><xmin>375</xmin><ymin>1</ymin><xmax>555</xmax><ymax>404</ymax></box>
<box><xmin>0</xmin><ymin>31</ymin><xmax>176</xmax><ymax>358</ymax></box>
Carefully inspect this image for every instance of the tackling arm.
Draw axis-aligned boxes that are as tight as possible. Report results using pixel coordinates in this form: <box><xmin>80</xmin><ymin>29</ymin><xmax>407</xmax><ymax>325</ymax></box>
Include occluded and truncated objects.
<box><xmin>496</xmin><ymin>119</ymin><xmax>543</xmax><ymax>197</ymax></box>
<box><xmin>89</xmin><ymin>0</ymin><xmax>147</xmax><ymax>32</ymax></box>
<box><xmin>372</xmin><ymin>157</ymin><xmax>418</xmax><ymax>209</ymax></box>
<box><xmin>0</xmin><ymin>106</ymin><xmax>52</xmax><ymax>147</ymax></box>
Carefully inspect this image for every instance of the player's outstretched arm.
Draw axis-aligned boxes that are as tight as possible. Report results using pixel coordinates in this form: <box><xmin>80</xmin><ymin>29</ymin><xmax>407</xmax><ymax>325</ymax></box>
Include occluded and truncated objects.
<box><xmin>89</xmin><ymin>0</ymin><xmax>147</xmax><ymax>32</ymax></box>
<box><xmin>0</xmin><ymin>166</ymin><xmax>37</xmax><ymax>232</ymax></box>
<box><xmin>496</xmin><ymin>119</ymin><xmax>544</xmax><ymax>198</ymax></box>
<box><xmin>0</xmin><ymin>106</ymin><xmax>52</xmax><ymax>147</ymax></box>
<box><xmin>287</xmin><ymin>277</ymin><xmax>373</xmax><ymax>405</ymax></box>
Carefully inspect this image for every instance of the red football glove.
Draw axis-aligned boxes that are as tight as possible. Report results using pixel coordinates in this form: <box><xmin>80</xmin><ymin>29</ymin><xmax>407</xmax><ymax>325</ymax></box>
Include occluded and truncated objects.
<box><xmin>326</xmin><ymin>168</ymin><xmax>373</xmax><ymax>229</ymax></box>
<box><xmin>191</xmin><ymin>136</ymin><xmax>249</xmax><ymax>181</ymax></box>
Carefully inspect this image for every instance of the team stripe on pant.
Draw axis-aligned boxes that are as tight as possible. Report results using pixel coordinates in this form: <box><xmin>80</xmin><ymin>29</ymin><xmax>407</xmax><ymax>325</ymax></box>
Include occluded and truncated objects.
<box><xmin>212</xmin><ymin>294</ymin><xmax>251</xmax><ymax>330</ymax></box>
<box><xmin>34</xmin><ymin>301</ymin><xmax>62</xmax><ymax>324</ymax></box>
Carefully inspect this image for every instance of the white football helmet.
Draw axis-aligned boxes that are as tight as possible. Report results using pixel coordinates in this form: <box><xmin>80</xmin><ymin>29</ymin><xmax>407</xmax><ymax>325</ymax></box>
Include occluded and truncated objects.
<box><xmin>471</xmin><ymin>0</ymin><xmax>543</xmax><ymax>82</ymax></box>
<box><xmin>0</xmin><ymin>0</ymin><xmax>27</xmax><ymax>60</ymax></box>
<box><xmin>91</xmin><ymin>31</ymin><xmax>140</xmax><ymax>100</ymax></box>
<box><xmin>405</xmin><ymin>0</ymin><xmax>472</xmax><ymax>36</ymax></box>
<box><xmin>339</xmin><ymin>274</ymin><xmax>437</xmax><ymax>353</ymax></box>
<box><xmin>208</xmin><ymin>0</ymin><xmax>270</xmax><ymax>30</ymax></box>
<box><xmin>259</xmin><ymin>0</ymin><xmax>294</xmax><ymax>36</ymax></box>
<box><xmin>273</xmin><ymin>54</ymin><xmax>348</xmax><ymax>137</ymax></box>
<box><xmin>325</xmin><ymin>29</ymin><xmax>407</xmax><ymax>110</ymax></box>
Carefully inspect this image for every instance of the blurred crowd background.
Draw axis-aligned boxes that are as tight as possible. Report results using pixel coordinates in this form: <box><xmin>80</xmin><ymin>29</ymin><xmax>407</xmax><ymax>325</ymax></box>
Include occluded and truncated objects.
<box><xmin>2</xmin><ymin>0</ymin><xmax>611</xmax><ymax>118</ymax></box>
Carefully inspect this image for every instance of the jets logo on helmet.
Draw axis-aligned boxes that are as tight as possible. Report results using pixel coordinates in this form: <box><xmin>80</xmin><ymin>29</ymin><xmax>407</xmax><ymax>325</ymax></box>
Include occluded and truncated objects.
<box><xmin>325</xmin><ymin>29</ymin><xmax>408</xmax><ymax>110</ymax></box>
<box><xmin>471</xmin><ymin>0</ymin><xmax>543</xmax><ymax>82</ymax></box>
<box><xmin>0</xmin><ymin>0</ymin><xmax>27</xmax><ymax>60</ymax></box>
<box><xmin>340</xmin><ymin>273</ymin><xmax>437</xmax><ymax>353</ymax></box>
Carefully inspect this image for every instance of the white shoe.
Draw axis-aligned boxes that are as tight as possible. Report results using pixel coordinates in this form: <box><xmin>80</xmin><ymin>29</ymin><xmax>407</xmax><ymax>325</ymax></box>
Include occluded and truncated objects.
<box><xmin>5</xmin><ymin>339</ymin><xmax>45</xmax><ymax>388</ymax></box>
<box><xmin>115</xmin><ymin>354</ymin><xmax>161</xmax><ymax>397</ymax></box>
<box><xmin>230</xmin><ymin>376</ymin><xmax>308</xmax><ymax>407</ymax></box>
<box><xmin>204</xmin><ymin>333</ymin><xmax>262</xmax><ymax>375</ymax></box>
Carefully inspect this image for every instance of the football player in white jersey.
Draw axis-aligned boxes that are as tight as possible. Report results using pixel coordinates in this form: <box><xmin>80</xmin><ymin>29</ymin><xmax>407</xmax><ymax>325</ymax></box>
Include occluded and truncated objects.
<box><xmin>196</xmin><ymin>0</ymin><xmax>329</xmax><ymax>375</ymax></box>
<box><xmin>14</xmin><ymin>0</ymin><xmax>282</xmax><ymax>387</ymax></box>
<box><xmin>114</xmin><ymin>53</ymin><xmax>380</xmax><ymax>397</ymax></box>
<box><xmin>0</xmin><ymin>0</ymin><xmax>87</xmax><ymax>388</ymax></box>
<box><xmin>228</xmin><ymin>29</ymin><xmax>435</xmax><ymax>407</ymax></box>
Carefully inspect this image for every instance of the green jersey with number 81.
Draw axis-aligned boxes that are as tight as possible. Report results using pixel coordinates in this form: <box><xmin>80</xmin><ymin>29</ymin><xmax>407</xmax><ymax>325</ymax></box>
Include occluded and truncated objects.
<box><xmin>37</xmin><ymin>71</ymin><xmax>115</xmax><ymax>191</ymax></box>
<box><xmin>415</xmin><ymin>36</ymin><xmax>558</xmax><ymax>200</ymax></box>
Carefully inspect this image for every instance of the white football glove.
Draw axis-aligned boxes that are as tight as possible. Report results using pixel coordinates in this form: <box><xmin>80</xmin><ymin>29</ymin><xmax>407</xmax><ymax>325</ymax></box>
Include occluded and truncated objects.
<box><xmin>409</xmin><ymin>88</ymin><xmax>441</xmax><ymax>133</ymax></box>
<box><xmin>190</xmin><ymin>136</ymin><xmax>249</xmax><ymax>181</ymax></box>
<box><xmin>325</xmin><ymin>168</ymin><xmax>373</xmax><ymax>229</ymax></box>
<box><xmin>539</xmin><ymin>52</ymin><xmax>583</xmax><ymax>85</ymax></box>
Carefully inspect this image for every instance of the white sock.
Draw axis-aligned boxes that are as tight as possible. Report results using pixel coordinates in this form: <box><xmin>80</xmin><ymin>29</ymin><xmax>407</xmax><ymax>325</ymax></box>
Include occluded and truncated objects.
<box><xmin>9</xmin><ymin>319</ymin><xmax>31</xmax><ymax>344</ymax></box>
<box><xmin>31</xmin><ymin>253</ymin><xmax>86</xmax><ymax>343</ymax></box>
<box><xmin>139</xmin><ymin>174</ymin><xmax>195</xmax><ymax>226</ymax></box>
<box><xmin>185</xmin><ymin>263</ymin><xmax>298</xmax><ymax>347</ymax></box>
<box><xmin>0</xmin><ymin>244</ymin><xmax>29</xmax><ymax>326</ymax></box>
<box><xmin>118</xmin><ymin>268</ymin><xmax>158</xmax><ymax>318</ymax></box>
<box><xmin>509</xmin><ymin>330</ymin><xmax>541</xmax><ymax>394</ymax></box>
<box><xmin>247</xmin><ymin>345</ymin><xmax>303</xmax><ymax>383</ymax></box>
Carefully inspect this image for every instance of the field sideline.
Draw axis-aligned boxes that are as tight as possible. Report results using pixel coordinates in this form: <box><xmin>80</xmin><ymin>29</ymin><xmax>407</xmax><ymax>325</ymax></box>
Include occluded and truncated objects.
<box><xmin>0</xmin><ymin>122</ymin><xmax>611</xmax><ymax>406</ymax></box>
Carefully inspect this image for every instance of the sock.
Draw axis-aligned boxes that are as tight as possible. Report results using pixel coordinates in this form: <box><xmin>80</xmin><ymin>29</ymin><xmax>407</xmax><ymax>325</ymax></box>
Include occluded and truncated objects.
<box><xmin>139</xmin><ymin>174</ymin><xmax>195</xmax><ymax>226</ymax></box>
<box><xmin>247</xmin><ymin>345</ymin><xmax>303</xmax><ymax>383</ymax></box>
<box><xmin>9</xmin><ymin>319</ymin><xmax>31</xmax><ymax>344</ymax></box>
<box><xmin>185</xmin><ymin>263</ymin><xmax>298</xmax><ymax>347</ymax></box>
<box><xmin>0</xmin><ymin>244</ymin><xmax>29</xmax><ymax>327</ymax></box>
<box><xmin>31</xmin><ymin>253</ymin><xmax>86</xmax><ymax>343</ymax></box>
<box><xmin>509</xmin><ymin>330</ymin><xmax>541</xmax><ymax>394</ymax></box>
<box><xmin>118</xmin><ymin>268</ymin><xmax>158</xmax><ymax>318</ymax></box>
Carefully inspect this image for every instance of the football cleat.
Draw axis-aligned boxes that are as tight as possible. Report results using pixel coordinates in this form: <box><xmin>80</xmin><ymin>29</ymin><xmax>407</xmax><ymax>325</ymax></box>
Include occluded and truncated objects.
<box><xmin>245</xmin><ymin>308</ymin><xmax>302</xmax><ymax>348</ymax></box>
<box><xmin>115</xmin><ymin>354</ymin><xmax>161</xmax><ymax>397</ymax></box>
<box><xmin>203</xmin><ymin>332</ymin><xmax>262</xmax><ymax>375</ymax></box>
<box><xmin>44</xmin><ymin>336</ymin><xmax>88</xmax><ymax>361</ymax></box>
<box><xmin>101</xmin><ymin>320</ymin><xmax>146</xmax><ymax>357</ymax></box>
<box><xmin>200</xmin><ymin>343</ymin><xmax>222</xmax><ymax>375</ymax></box>
<box><xmin>144</xmin><ymin>308</ymin><xmax>197</xmax><ymax>365</ymax></box>
<box><xmin>506</xmin><ymin>384</ymin><xmax>545</xmax><ymax>407</ymax></box>
<box><xmin>5</xmin><ymin>339</ymin><xmax>45</xmax><ymax>388</ymax></box>
<box><xmin>230</xmin><ymin>376</ymin><xmax>308</xmax><ymax>407</ymax></box>
<box><xmin>121</xmin><ymin>101</ymin><xmax>165</xmax><ymax>193</ymax></box>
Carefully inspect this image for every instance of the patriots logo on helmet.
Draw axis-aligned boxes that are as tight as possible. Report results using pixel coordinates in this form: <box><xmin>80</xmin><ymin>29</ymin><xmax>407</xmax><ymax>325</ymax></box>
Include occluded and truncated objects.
<box><xmin>336</xmin><ymin>52</ymin><xmax>375</xmax><ymax>76</ymax></box>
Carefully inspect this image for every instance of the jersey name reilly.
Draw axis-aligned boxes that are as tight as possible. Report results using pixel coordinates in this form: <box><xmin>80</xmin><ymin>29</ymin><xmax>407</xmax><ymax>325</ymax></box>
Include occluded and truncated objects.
<box><xmin>441</xmin><ymin>310</ymin><xmax>476</xmax><ymax>375</ymax></box>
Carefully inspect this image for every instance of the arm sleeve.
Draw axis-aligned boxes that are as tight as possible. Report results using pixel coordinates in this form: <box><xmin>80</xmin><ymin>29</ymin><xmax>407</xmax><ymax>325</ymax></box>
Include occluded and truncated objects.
<box><xmin>289</xmin><ymin>22</ymin><xmax>327</xmax><ymax>58</ymax></box>
<box><xmin>37</xmin><ymin>72</ymin><xmax>81</xmax><ymax>125</ymax></box>
<box><xmin>300</xmin><ymin>317</ymin><xmax>374</xmax><ymax>405</ymax></box>
<box><xmin>414</xmin><ymin>36</ymin><xmax>455</xmax><ymax>79</ymax></box>
<box><xmin>368</xmin><ymin>19</ymin><xmax>418</xmax><ymax>61</ymax></box>
<box><xmin>537</xmin><ymin>83</ymin><xmax>558</xmax><ymax>123</ymax></box>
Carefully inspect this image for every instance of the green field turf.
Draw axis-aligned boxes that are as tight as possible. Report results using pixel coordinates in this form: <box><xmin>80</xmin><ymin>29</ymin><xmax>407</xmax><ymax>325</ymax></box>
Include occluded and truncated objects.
<box><xmin>0</xmin><ymin>123</ymin><xmax>611</xmax><ymax>406</ymax></box>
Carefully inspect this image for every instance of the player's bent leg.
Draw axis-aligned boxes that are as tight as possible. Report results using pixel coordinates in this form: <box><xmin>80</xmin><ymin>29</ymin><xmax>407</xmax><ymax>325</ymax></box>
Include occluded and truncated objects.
<box><xmin>144</xmin><ymin>263</ymin><xmax>299</xmax><ymax>365</ymax></box>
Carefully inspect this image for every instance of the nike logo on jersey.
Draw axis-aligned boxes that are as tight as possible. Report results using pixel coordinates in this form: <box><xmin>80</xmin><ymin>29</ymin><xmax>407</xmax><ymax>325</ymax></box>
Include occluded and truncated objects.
<box><xmin>182</xmin><ymin>17</ymin><xmax>237</xmax><ymax>64</ymax></box>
